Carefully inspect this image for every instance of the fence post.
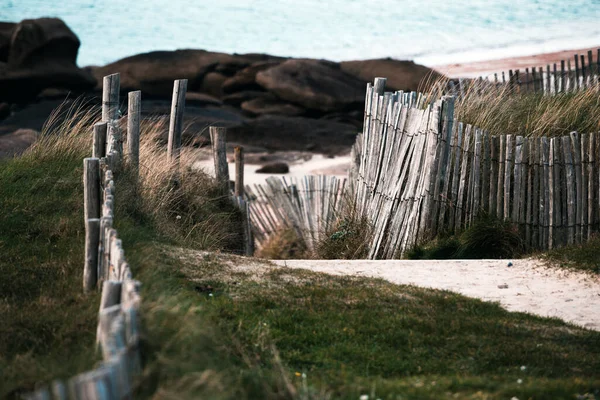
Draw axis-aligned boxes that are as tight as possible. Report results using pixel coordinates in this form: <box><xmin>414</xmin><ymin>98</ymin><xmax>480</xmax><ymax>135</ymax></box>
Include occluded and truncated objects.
<box><xmin>167</xmin><ymin>79</ymin><xmax>188</xmax><ymax>165</ymax></box>
<box><xmin>100</xmin><ymin>280</ymin><xmax>122</xmax><ymax>310</ymax></box>
<box><xmin>127</xmin><ymin>91</ymin><xmax>141</xmax><ymax>171</ymax></box>
<box><xmin>84</xmin><ymin>218</ymin><xmax>100</xmax><ymax>293</ymax></box>
<box><xmin>84</xmin><ymin>158</ymin><xmax>100</xmax><ymax>220</ymax></box>
<box><xmin>106</xmin><ymin>121</ymin><xmax>122</xmax><ymax>169</ymax></box>
<box><xmin>244</xmin><ymin>201</ymin><xmax>254</xmax><ymax>256</ymax></box>
<box><xmin>102</xmin><ymin>74</ymin><xmax>120</xmax><ymax>122</ymax></box>
<box><xmin>93</xmin><ymin>122</ymin><xmax>107</xmax><ymax>158</ymax></box>
<box><xmin>210</xmin><ymin>126</ymin><xmax>230</xmax><ymax>191</ymax></box>
<box><xmin>234</xmin><ymin>146</ymin><xmax>244</xmax><ymax>197</ymax></box>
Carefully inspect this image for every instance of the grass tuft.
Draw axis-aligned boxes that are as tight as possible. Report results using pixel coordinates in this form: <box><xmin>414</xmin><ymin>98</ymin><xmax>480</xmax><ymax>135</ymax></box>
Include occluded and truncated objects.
<box><xmin>407</xmin><ymin>214</ymin><xmax>525</xmax><ymax>260</ymax></box>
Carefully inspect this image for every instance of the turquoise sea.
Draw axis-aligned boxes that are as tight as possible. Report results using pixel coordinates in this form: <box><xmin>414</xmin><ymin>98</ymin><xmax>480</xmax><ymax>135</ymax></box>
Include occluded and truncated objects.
<box><xmin>2</xmin><ymin>0</ymin><xmax>600</xmax><ymax>67</ymax></box>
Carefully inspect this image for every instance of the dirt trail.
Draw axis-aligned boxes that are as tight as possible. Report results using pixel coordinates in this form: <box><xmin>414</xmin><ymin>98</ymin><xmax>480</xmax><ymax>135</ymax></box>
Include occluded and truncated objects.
<box><xmin>272</xmin><ymin>258</ymin><xmax>600</xmax><ymax>331</ymax></box>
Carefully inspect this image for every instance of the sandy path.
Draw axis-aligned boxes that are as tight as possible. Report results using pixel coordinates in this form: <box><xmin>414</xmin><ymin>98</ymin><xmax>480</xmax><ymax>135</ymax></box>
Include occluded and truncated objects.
<box><xmin>272</xmin><ymin>259</ymin><xmax>600</xmax><ymax>331</ymax></box>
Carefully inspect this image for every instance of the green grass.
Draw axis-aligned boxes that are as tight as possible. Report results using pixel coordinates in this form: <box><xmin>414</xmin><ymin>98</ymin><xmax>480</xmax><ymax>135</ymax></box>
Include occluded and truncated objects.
<box><xmin>542</xmin><ymin>235</ymin><xmax>600</xmax><ymax>275</ymax></box>
<box><xmin>121</xmin><ymin>240</ymin><xmax>600</xmax><ymax>399</ymax></box>
<box><xmin>0</xmin><ymin>148</ymin><xmax>100</xmax><ymax>398</ymax></box>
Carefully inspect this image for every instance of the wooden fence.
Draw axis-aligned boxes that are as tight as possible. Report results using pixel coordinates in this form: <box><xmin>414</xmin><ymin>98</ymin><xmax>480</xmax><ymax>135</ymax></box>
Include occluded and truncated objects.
<box><xmin>26</xmin><ymin>74</ymin><xmax>142</xmax><ymax>399</ymax></box>
<box><xmin>351</xmin><ymin>79</ymin><xmax>600</xmax><ymax>258</ymax></box>
<box><xmin>245</xmin><ymin>176</ymin><xmax>346</xmax><ymax>252</ymax></box>
<box><xmin>452</xmin><ymin>48</ymin><xmax>600</xmax><ymax>96</ymax></box>
<box><xmin>27</xmin><ymin>74</ymin><xmax>257</xmax><ymax>396</ymax></box>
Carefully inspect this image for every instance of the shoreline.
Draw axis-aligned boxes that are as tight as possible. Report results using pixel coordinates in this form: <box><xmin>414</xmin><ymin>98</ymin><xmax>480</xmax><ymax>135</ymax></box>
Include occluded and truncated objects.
<box><xmin>432</xmin><ymin>46</ymin><xmax>600</xmax><ymax>78</ymax></box>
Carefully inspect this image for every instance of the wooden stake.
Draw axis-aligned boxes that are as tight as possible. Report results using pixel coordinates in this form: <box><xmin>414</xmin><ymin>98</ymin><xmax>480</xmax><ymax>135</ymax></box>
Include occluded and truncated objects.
<box><xmin>167</xmin><ymin>79</ymin><xmax>188</xmax><ymax>164</ymax></box>
<box><xmin>571</xmin><ymin>132</ymin><xmax>583</xmax><ymax>242</ymax></box>
<box><xmin>84</xmin><ymin>158</ymin><xmax>100</xmax><ymax>220</ymax></box>
<box><xmin>581</xmin><ymin>54</ymin><xmax>586</xmax><ymax>89</ymax></box>
<box><xmin>512</xmin><ymin>136</ymin><xmax>524</xmax><ymax>222</ymax></box>
<box><xmin>210</xmin><ymin>126</ymin><xmax>229</xmax><ymax>191</ymax></box>
<box><xmin>93</xmin><ymin>122</ymin><xmax>107</xmax><ymax>158</ymax></box>
<box><xmin>107</xmin><ymin>120</ymin><xmax>122</xmax><ymax>161</ymax></box>
<box><xmin>503</xmin><ymin>135</ymin><xmax>514</xmax><ymax>220</ymax></box>
<box><xmin>99</xmin><ymin>280</ymin><xmax>122</xmax><ymax>310</ymax></box>
<box><xmin>588</xmin><ymin>132</ymin><xmax>595</xmax><ymax>239</ymax></box>
<box><xmin>574</xmin><ymin>54</ymin><xmax>580</xmax><ymax>90</ymax></box>
<box><xmin>234</xmin><ymin>146</ymin><xmax>244</xmax><ymax>197</ymax></box>
<box><xmin>562</xmin><ymin>136</ymin><xmax>576</xmax><ymax>244</ymax></box>
<box><xmin>560</xmin><ymin>59</ymin><xmax>566</xmax><ymax>92</ymax></box>
<box><xmin>541</xmin><ymin>137</ymin><xmax>550</xmax><ymax>249</ymax></box>
<box><xmin>102</xmin><ymin>74</ymin><xmax>120</xmax><ymax>122</ymax></box>
<box><xmin>127</xmin><ymin>91</ymin><xmax>141</xmax><ymax>170</ymax></box>
<box><xmin>84</xmin><ymin>218</ymin><xmax>100</xmax><ymax>293</ymax></box>
<box><xmin>373</xmin><ymin>77</ymin><xmax>387</xmax><ymax>95</ymax></box>
<box><xmin>496</xmin><ymin>135</ymin><xmax>506</xmax><ymax>218</ymax></box>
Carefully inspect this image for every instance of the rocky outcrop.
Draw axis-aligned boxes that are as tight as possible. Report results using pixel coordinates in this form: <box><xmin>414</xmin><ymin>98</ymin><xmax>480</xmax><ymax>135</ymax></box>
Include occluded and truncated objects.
<box><xmin>227</xmin><ymin>115</ymin><xmax>358</xmax><ymax>155</ymax></box>
<box><xmin>0</xmin><ymin>128</ymin><xmax>39</xmax><ymax>159</ymax></box>
<box><xmin>91</xmin><ymin>50</ymin><xmax>274</xmax><ymax>97</ymax></box>
<box><xmin>0</xmin><ymin>17</ymin><xmax>445</xmax><ymax>158</ymax></box>
<box><xmin>340</xmin><ymin>58</ymin><xmax>441</xmax><ymax>91</ymax></box>
<box><xmin>222</xmin><ymin>61</ymin><xmax>280</xmax><ymax>94</ymax></box>
<box><xmin>256</xmin><ymin>59</ymin><xmax>365</xmax><ymax>112</ymax></box>
<box><xmin>0</xmin><ymin>18</ymin><xmax>96</xmax><ymax>103</ymax></box>
<box><xmin>223</xmin><ymin>90</ymin><xmax>270</xmax><ymax>107</ymax></box>
<box><xmin>0</xmin><ymin>22</ymin><xmax>15</xmax><ymax>62</ymax></box>
<box><xmin>91</xmin><ymin>50</ymin><xmax>231</xmax><ymax>96</ymax></box>
<box><xmin>241</xmin><ymin>95</ymin><xmax>304</xmax><ymax>116</ymax></box>
<box><xmin>255</xmin><ymin>162</ymin><xmax>289</xmax><ymax>174</ymax></box>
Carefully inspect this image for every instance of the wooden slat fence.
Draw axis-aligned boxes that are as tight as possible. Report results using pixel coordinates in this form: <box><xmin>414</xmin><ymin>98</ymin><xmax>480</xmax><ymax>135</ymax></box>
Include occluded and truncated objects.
<box><xmin>449</xmin><ymin>48</ymin><xmax>600</xmax><ymax>96</ymax></box>
<box><xmin>352</xmin><ymin>79</ymin><xmax>600</xmax><ymax>258</ymax></box>
<box><xmin>245</xmin><ymin>176</ymin><xmax>346</xmax><ymax>252</ymax></box>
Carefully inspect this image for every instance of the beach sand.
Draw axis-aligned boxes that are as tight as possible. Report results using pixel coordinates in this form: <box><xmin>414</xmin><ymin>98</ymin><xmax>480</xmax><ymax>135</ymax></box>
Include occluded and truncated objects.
<box><xmin>192</xmin><ymin>148</ymin><xmax>351</xmax><ymax>186</ymax></box>
<box><xmin>433</xmin><ymin>46</ymin><xmax>600</xmax><ymax>78</ymax></box>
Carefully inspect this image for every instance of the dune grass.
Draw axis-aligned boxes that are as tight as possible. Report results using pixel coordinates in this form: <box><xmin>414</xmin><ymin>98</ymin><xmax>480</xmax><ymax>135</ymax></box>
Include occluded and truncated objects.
<box><xmin>406</xmin><ymin>214</ymin><xmax>526</xmax><ymax>260</ymax></box>
<box><xmin>0</xmin><ymin>102</ymin><xmax>244</xmax><ymax>397</ymax></box>
<box><xmin>427</xmin><ymin>79</ymin><xmax>600</xmax><ymax>137</ymax></box>
<box><xmin>0</xmin><ymin>102</ymin><xmax>101</xmax><ymax>398</ymax></box>
<box><xmin>542</xmin><ymin>235</ymin><xmax>600</xmax><ymax>275</ymax></box>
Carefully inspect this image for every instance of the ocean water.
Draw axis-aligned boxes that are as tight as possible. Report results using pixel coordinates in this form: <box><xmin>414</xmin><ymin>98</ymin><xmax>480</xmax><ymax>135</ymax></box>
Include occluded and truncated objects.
<box><xmin>2</xmin><ymin>0</ymin><xmax>600</xmax><ymax>67</ymax></box>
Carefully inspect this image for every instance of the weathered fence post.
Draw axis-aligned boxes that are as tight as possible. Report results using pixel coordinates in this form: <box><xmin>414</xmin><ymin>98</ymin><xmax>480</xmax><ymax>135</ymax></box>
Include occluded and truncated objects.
<box><xmin>84</xmin><ymin>218</ymin><xmax>100</xmax><ymax>293</ymax></box>
<box><xmin>84</xmin><ymin>158</ymin><xmax>100</xmax><ymax>220</ymax></box>
<box><xmin>243</xmin><ymin>201</ymin><xmax>254</xmax><ymax>257</ymax></box>
<box><xmin>100</xmin><ymin>280</ymin><xmax>122</xmax><ymax>310</ymax></box>
<box><xmin>210</xmin><ymin>126</ymin><xmax>229</xmax><ymax>190</ymax></box>
<box><xmin>127</xmin><ymin>91</ymin><xmax>141</xmax><ymax>171</ymax></box>
<box><xmin>102</xmin><ymin>74</ymin><xmax>120</xmax><ymax>122</ymax></box>
<box><xmin>83</xmin><ymin>158</ymin><xmax>100</xmax><ymax>292</ymax></box>
<box><xmin>93</xmin><ymin>122</ymin><xmax>107</xmax><ymax>158</ymax></box>
<box><xmin>234</xmin><ymin>146</ymin><xmax>244</xmax><ymax>197</ymax></box>
<box><xmin>167</xmin><ymin>79</ymin><xmax>188</xmax><ymax>165</ymax></box>
<box><xmin>106</xmin><ymin>120</ymin><xmax>122</xmax><ymax>170</ymax></box>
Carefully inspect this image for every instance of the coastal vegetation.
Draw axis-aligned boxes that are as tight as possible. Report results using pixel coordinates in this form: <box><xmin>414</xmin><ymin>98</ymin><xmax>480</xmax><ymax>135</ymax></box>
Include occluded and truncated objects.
<box><xmin>2</xmin><ymin>107</ymin><xmax>600</xmax><ymax>399</ymax></box>
<box><xmin>433</xmin><ymin>79</ymin><xmax>600</xmax><ymax>138</ymax></box>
